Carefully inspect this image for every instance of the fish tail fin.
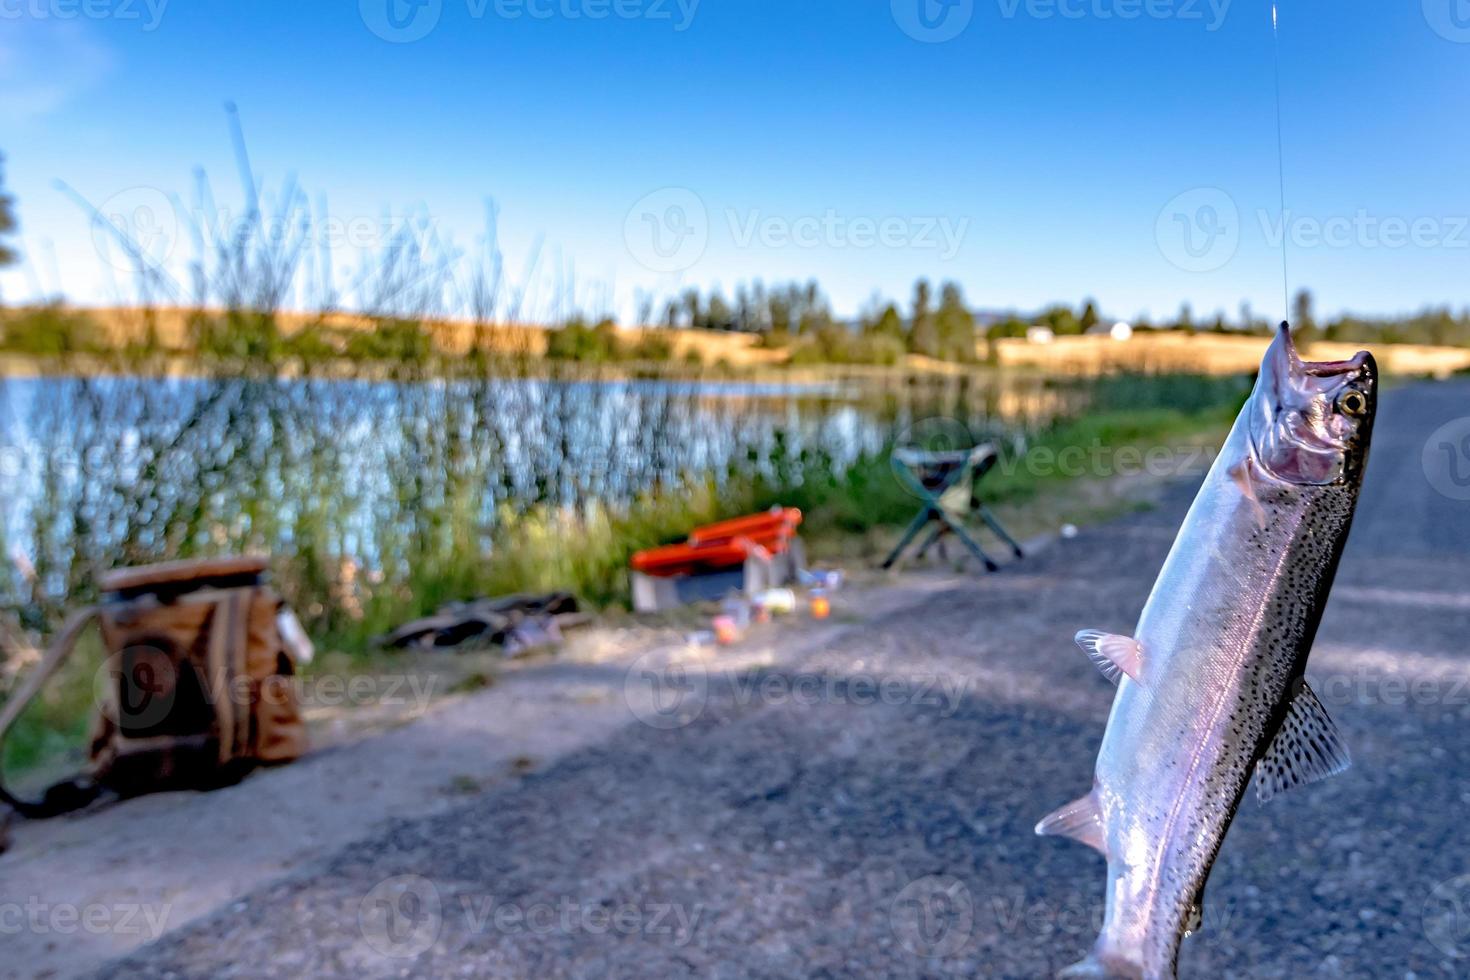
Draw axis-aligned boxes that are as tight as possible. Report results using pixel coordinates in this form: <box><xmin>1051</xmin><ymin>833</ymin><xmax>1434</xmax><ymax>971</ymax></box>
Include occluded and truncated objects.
<box><xmin>1059</xmin><ymin>937</ymin><xmax>1176</xmax><ymax>980</ymax></box>
<box><xmin>1057</xmin><ymin>948</ymin><xmax>1149</xmax><ymax>979</ymax></box>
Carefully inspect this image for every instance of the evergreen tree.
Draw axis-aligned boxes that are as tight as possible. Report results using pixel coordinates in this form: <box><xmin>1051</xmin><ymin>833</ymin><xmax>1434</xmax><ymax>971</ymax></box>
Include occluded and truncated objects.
<box><xmin>750</xmin><ymin>280</ymin><xmax>769</xmax><ymax>333</ymax></box>
<box><xmin>706</xmin><ymin>291</ymin><xmax>733</xmax><ymax>331</ymax></box>
<box><xmin>767</xmin><ymin>289</ymin><xmax>793</xmax><ymax>336</ymax></box>
<box><xmin>1292</xmin><ymin>289</ymin><xmax>1316</xmax><ymax>347</ymax></box>
<box><xmin>865</xmin><ymin>303</ymin><xmax>906</xmax><ymax>343</ymax></box>
<box><xmin>935</xmin><ymin>281</ymin><xmax>976</xmax><ymax>361</ymax></box>
<box><xmin>1079</xmin><ymin>299</ymin><xmax>1099</xmax><ymax>334</ymax></box>
<box><xmin>1175</xmin><ymin>303</ymin><xmax>1194</xmax><ymax>333</ymax></box>
<box><xmin>793</xmin><ymin>281</ymin><xmax>832</xmax><ymax>335</ymax></box>
<box><xmin>682</xmin><ymin>288</ymin><xmax>702</xmax><ymax>330</ymax></box>
<box><xmin>908</xmin><ymin>279</ymin><xmax>941</xmax><ymax>357</ymax></box>
<box><xmin>803</xmin><ymin>280</ymin><xmax>821</xmax><ymax>318</ymax></box>
<box><xmin>797</xmin><ymin>306</ymin><xmax>833</xmax><ymax>335</ymax></box>
<box><xmin>0</xmin><ymin>154</ymin><xmax>17</xmax><ymax>300</ymax></box>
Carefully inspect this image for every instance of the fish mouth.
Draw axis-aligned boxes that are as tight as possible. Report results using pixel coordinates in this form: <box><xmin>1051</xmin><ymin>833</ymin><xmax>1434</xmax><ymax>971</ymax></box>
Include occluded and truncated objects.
<box><xmin>1261</xmin><ymin>321</ymin><xmax>1375</xmax><ymax>386</ymax></box>
<box><xmin>1249</xmin><ymin>325</ymin><xmax>1376</xmax><ymax>486</ymax></box>
<box><xmin>1302</xmin><ymin>351</ymin><xmax>1374</xmax><ymax>377</ymax></box>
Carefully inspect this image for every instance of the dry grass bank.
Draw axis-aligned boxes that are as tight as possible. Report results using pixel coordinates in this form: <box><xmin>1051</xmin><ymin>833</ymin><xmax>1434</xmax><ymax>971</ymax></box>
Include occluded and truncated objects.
<box><xmin>993</xmin><ymin>331</ymin><xmax>1470</xmax><ymax>377</ymax></box>
<box><xmin>69</xmin><ymin>306</ymin><xmax>790</xmax><ymax>366</ymax></box>
<box><xmin>14</xmin><ymin>307</ymin><xmax>1470</xmax><ymax>379</ymax></box>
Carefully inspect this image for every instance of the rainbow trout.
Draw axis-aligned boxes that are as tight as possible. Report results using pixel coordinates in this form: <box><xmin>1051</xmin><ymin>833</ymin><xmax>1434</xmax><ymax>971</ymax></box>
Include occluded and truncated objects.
<box><xmin>1036</xmin><ymin>325</ymin><xmax>1377</xmax><ymax>979</ymax></box>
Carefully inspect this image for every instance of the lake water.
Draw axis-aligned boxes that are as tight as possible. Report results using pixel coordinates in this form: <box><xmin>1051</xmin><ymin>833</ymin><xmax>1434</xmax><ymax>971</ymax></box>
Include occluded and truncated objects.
<box><xmin>0</xmin><ymin>371</ymin><xmax>1087</xmax><ymax>614</ymax></box>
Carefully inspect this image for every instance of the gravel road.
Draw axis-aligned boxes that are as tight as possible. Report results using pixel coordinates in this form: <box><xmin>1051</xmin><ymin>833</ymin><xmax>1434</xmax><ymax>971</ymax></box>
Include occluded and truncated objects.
<box><xmin>53</xmin><ymin>380</ymin><xmax>1470</xmax><ymax>977</ymax></box>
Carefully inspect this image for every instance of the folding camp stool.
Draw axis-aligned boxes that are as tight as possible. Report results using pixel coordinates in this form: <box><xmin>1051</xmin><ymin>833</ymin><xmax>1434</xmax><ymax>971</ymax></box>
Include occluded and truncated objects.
<box><xmin>881</xmin><ymin>443</ymin><xmax>1025</xmax><ymax>573</ymax></box>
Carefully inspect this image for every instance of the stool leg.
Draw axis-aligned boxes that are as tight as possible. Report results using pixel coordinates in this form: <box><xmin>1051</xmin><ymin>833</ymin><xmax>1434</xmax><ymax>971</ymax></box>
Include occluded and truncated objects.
<box><xmin>881</xmin><ymin>508</ymin><xmax>936</xmax><ymax>570</ymax></box>
<box><xmin>914</xmin><ymin>524</ymin><xmax>945</xmax><ymax>561</ymax></box>
<box><xmin>938</xmin><ymin>511</ymin><xmax>1000</xmax><ymax>573</ymax></box>
<box><xmin>977</xmin><ymin>504</ymin><xmax>1025</xmax><ymax>559</ymax></box>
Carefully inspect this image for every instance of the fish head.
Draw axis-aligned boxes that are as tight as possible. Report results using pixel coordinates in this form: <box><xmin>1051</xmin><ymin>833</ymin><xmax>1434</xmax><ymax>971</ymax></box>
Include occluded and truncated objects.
<box><xmin>1247</xmin><ymin>322</ymin><xmax>1377</xmax><ymax>486</ymax></box>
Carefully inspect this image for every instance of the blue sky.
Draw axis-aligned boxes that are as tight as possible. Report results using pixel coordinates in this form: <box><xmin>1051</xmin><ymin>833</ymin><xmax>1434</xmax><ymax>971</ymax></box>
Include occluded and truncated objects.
<box><xmin>2</xmin><ymin>0</ymin><xmax>1468</xmax><ymax>323</ymax></box>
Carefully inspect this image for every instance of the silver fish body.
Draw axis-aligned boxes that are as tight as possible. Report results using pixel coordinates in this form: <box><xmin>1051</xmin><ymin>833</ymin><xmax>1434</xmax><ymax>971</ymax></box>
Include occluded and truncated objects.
<box><xmin>1038</xmin><ymin>325</ymin><xmax>1377</xmax><ymax>979</ymax></box>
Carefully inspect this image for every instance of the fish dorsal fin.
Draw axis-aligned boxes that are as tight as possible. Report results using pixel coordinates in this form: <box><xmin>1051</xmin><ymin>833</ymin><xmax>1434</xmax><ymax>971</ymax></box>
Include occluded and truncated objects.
<box><xmin>1035</xmin><ymin>792</ymin><xmax>1107</xmax><ymax>858</ymax></box>
<box><xmin>1255</xmin><ymin>681</ymin><xmax>1351</xmax><ymax>803</ymax></box>
<box><xmin>1074</xmin><ymin>630</ymin><xmax>1143</xmax><ymax>684</ymax></box>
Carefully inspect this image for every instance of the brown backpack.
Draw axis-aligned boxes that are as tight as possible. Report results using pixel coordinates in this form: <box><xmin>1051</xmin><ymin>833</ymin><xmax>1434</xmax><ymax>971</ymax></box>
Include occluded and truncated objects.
<box><xmin>0</xmin><ymin>557</ymin><xmax>308</xmax><ymax>818</ymax></box>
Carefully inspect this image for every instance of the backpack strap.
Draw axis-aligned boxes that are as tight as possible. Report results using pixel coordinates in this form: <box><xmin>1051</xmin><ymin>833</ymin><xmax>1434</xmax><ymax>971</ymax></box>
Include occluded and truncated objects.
<box><xmin>0</xmin><ymin>608</ymin><xmax>104</xmax><ymax>818</ymax></box>
<box><xmin>204</xmin><ymin>587</ymin><xmax>254</xmax><ymax>766</ymax></box>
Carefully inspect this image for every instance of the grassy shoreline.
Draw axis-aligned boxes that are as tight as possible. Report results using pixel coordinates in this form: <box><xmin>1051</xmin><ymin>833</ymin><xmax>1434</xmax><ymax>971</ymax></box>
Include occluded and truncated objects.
<box><xmin>443</xmin><ymin>379</ymin><xmax>1250</xmax><ymax>616</ymax></box>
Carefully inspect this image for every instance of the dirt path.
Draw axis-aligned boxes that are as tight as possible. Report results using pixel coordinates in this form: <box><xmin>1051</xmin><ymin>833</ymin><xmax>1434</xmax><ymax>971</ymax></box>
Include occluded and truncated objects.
<box><xmin>0</xmin><ymin>570</ymin><xmax>967</xmax><ymax>980</ymax></box>
<box><xmin>7</xmin><ymin>379</ymin><xmax>1470</xmax><ymax>979</ymax></box>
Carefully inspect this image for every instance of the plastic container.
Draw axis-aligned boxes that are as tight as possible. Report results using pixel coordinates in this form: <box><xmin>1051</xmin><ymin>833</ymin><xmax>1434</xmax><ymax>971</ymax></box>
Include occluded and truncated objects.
<box><xmin>712</xmin><ymin>615</ymin><xmax>741</xmax><ymax>645</ymax></box>
<box><xmin>754</xmin><ymin>588</ymin><xmax>797</xmax><ymax>615</ymax></box>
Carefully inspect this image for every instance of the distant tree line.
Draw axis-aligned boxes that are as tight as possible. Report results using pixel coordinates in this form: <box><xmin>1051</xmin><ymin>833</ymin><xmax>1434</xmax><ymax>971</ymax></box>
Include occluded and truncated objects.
<box><xmin>634</xmin><ymin>278</ymin><xmax>979</xmax><ymax>366</ymax></box>
<box><xmin>952</xmin><ymin>288</ymin><xmax>1470</xmax><ymax>352</ymax></box>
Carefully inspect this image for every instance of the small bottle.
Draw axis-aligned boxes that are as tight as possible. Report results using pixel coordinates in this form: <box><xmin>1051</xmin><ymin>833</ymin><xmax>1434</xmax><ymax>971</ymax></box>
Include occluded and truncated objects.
<box><xmin>712</xmin><ymin>615</ymin><xmax>741</xmax><ymax>645</ymax></box>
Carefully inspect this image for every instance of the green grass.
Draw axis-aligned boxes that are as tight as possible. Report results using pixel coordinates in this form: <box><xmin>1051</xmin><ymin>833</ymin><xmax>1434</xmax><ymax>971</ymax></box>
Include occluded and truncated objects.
<box><xmin>0</xmin><ymin>633</ymin><xmax>105</xmax><ymax>794</ymax></box>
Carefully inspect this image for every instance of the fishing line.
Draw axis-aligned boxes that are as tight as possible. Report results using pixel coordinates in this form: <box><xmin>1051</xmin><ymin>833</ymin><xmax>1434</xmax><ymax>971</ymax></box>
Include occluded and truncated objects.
<box><xmin>1270</xmin><ymin>2</ymin><xmax>1291</xmax><ymax>321</ymax></box>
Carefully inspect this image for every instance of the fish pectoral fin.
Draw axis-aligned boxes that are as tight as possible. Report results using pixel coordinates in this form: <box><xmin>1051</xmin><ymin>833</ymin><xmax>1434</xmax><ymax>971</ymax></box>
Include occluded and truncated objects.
<box><xmin>1230</xmin><ymin>457</ymin><xmax>1269</xmax><ymax>529</ymax></box>
<box><xmin>1035</xmin><ymin>792</ymin><xmax>1107</xmax><ymax>858</ymax></box>
<box><xmin>1255</xmin><ymin>680</ymin><xmax>1352</xmax><ymax>803</ymax></box>
<box><xmin>1074</xmin><ymin>630</ymin><xmax>1143</xmax><ymax>684</ymax></box>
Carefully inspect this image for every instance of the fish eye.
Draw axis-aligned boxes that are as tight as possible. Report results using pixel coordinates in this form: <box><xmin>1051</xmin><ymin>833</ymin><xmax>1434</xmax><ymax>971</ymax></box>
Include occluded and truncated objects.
<box><xmin>1336</xmin><ymin>389</ymin><xmax>1368</xmax><ymax>417</ymax></box>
